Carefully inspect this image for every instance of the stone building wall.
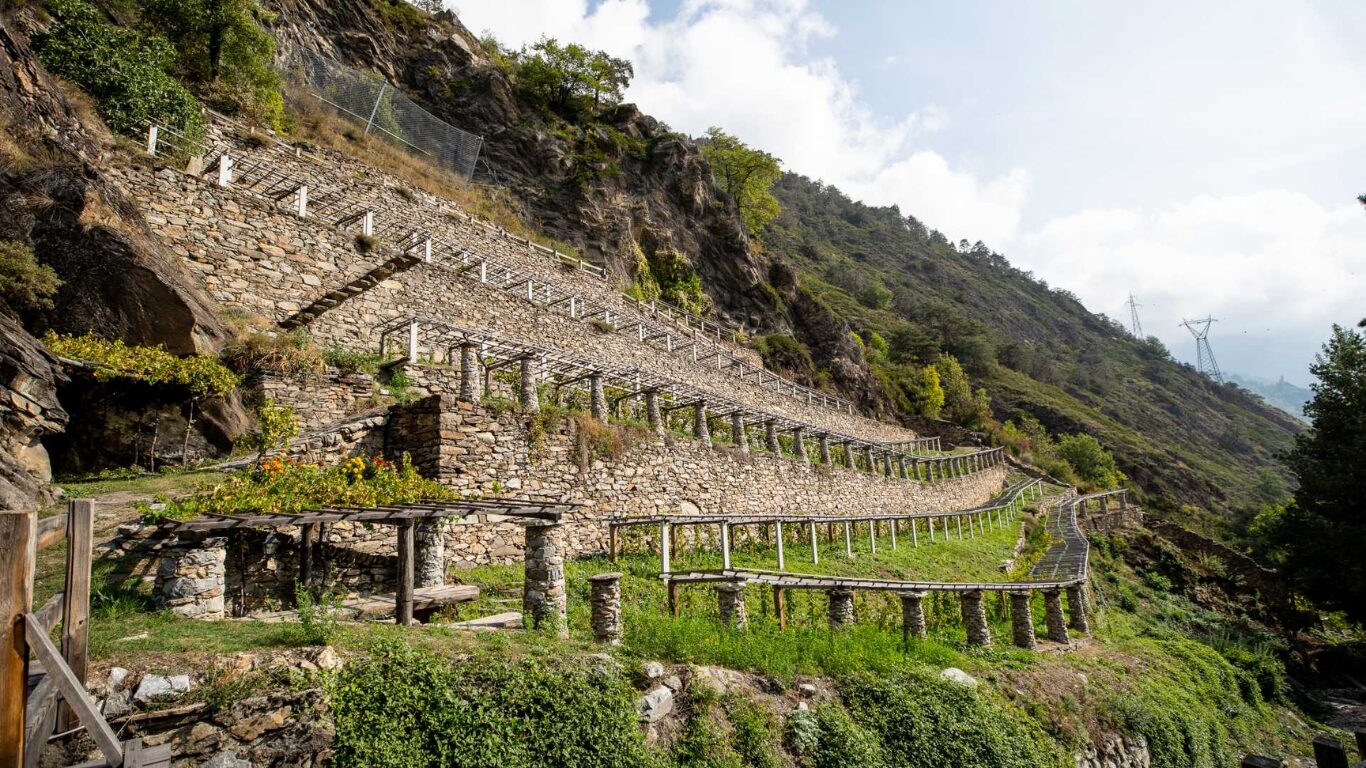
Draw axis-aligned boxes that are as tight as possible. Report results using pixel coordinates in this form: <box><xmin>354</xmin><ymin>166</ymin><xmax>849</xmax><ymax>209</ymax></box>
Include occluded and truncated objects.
<box><xmin>385</xmin><ymin>395</ymin><xmax>1008</xmax><ymax>567</ymax></box>
<box><xmin>106</xmin><ymin>162</ymin><xmax>912</xmax><ymax>442</ymax></box>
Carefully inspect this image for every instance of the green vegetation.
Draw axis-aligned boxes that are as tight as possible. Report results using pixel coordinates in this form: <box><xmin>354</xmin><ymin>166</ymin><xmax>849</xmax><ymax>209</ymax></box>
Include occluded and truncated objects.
<box><xmin>36</xmin><ymin>0</ymin><xmax>205</xmax><ymax>138</ymax></box>
<box><xmin>513</xmin><ymin>37</ymin><xmax>634</xmax><ymax>120</ymax></box>
<box><xmin>44</xmin><ymin>331</ymin><xmax>241</xmax><ymax>398</ymax></box>
<box><xmin>238</xmin><ymin>397</ymin><xmax>299</xmax><ymax>463</ymax></box>
<box><xmin>0</xmin><ymin>240</ymin><xmax>62</xmax><ymax>313</ymax></box>
<box><xmin>1251</xmin><ymin>324</ymin><xmax>1366</xmax><ymax>621</ymax></box>
<box><xmin>701</xmin><ymin>127</ymin><xmax>783</xmax><ymax>234</ymax></box>
<box><xmin>144</xmin><ymin>453</ymin><xmax>451</xmax><ymax>521</ymax></box>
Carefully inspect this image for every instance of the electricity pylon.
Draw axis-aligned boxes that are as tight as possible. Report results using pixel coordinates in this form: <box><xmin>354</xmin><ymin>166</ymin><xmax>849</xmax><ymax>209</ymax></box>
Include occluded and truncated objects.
<box><xmin>1125</xmin><ymin>293</ymin><xmax>1144</xmax><ymax>337</ymax></box>
<box><xmin>1179</xmin><ymin>316</ymin><xmax>1223</xmax><ymax>383</ymax></box>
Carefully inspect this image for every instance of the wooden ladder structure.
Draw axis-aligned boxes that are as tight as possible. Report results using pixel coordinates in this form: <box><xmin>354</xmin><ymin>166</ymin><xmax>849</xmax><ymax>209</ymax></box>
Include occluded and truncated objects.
<box><xmin>2</xmin><ymin>502</ymin><xmax>171</xmax><ymax>768</ymax></box>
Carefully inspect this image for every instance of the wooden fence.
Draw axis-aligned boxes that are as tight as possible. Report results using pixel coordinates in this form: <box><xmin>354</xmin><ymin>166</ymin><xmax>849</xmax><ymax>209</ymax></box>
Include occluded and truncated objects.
<box><xmin>1</xmin><ymin>501</ymin><xmax>170</xmax><ymax>768</ymax></box>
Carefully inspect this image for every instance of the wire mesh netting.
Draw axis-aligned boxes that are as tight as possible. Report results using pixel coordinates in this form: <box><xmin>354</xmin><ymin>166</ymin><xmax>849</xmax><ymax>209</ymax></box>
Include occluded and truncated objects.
<box><xmin>290</xmin><ymin>49</ymin><xmax>484</xmax><ymax>179</ymax></box>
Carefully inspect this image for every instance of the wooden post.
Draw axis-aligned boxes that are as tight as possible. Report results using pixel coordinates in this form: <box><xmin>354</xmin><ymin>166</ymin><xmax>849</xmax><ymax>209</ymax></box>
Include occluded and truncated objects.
<box><xmin>300</xmin><ymin>523</ymin><xmax>315</xmax><ymax>587</ymax></box>
<box><xmin>869</xmin><ymin>520</ymin><xmax>876</xmax><ymax>553</ymax></box>
<box><xmin>844</xmin><ymin>521</ymin><xmax>852</xmax><ymax>557</ymax></box>
<box><xmin>1</xmin><ymin>510</ymin><xmax>35</xmax><ymax>768</ymax></box>
<box><xmin>609</xmin><ymin>524</ymin><xmax>619</xmax><ymax>563</ymax></box>
<box><xmin>59</xmin><ymin>500</ymin><xmax>94</xmax><ymax>731</ymax></box>
<box><xmin>911</xmin><ymin>518</ymin><xmax>919</xmax><ymax>547</ymax></box>
<box><xmin>774</xmin><ymin>587</ymin><xmax>787</xmax><ymax>631</ymax></box>
<box><xmin>1312</xmin><ymin>735</ymin><xmax>1350</xmax><ymax>768</ymax></box>
<box><xmin>890</xmin><ymin>519</ymin><xmax>897</xmax><ymax>549</ymax></box>
<box><xmin>396</xmin><ymin>520</ymin><xmax>415</xmax><ymax>625</ymax></box>
<box><xmin>668</xmin><ymin>580</ymin><xmax>680</xmax><ymax>617</ymax></box>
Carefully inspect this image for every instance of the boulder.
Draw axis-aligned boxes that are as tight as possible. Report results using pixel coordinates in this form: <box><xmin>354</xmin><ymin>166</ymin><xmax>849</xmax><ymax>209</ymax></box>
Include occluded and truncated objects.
<box><xmin>635</xmin><ymin>686</ymin><xmax>673</xmax><ymax>724</ymax></box>
<box><xmin>939</xmin><ymin>668</ymin><xmax>979</xmax><ymax>689</ymax></box>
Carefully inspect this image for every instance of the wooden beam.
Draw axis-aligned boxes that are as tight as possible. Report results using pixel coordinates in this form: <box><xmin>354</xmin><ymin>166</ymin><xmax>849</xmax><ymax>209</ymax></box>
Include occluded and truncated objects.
<box><xmin>396</xmin><ymin>520</ymin><xmax>415</xmax><ymax>626</ymax></box>
<box><xmin>60</xmin><ymin>500</ymin><xmax>94</xmax><ymax>731</ymax></box>
<box><xmin>24</xmin><ymin>614</ymin><xmax>123</xmax><ymax>766</ymax></box>
<box><xmin>35</xmin><ymin>513</ymin><xmax>67</xmax><ymax>551</ymax></box>
<box><xmin>34</xmin><ymin>592</ymin><xmax>63</xmax><ymax>633</ymax></box>
<box><xmin>23</xmin><ymin>674</ymin><xmax>58</xmax><ymax>768</ymax></box>
<box><xmin>1</xmin><ymin>509</ymin><xmax>34</xmax><ymax>768</ymax></box>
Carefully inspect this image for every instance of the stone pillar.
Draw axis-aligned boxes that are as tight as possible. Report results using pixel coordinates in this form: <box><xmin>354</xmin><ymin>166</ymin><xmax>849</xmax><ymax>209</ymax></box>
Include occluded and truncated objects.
<box><xmin>590</xmin><ymin>373</ymin><xmax>608</xmax><ymax>423</ymax></box>
<box><xmin>1066</xmin><ymin>583</ymin><xmax>1090</xmax><ymax>635</ymax></box>
<box><xmin>717</xmin><ymin>581</ymin><xmax>748</xmax><ymax>629</ymax></box>
<box><xmin>1009</xmin><ymin>590</ymin><xmax>1036</xmax><ymax>649</ymax></box>
<box><xmin>793</xmin><ymin>427</ymin><xmax>808</xmax><ymax>462</ymax></box>
<box><xmin>646</xmin><ymin>390</ymin><xmax>663</xmax><ymax>435</ymax></box>
<box><xmin>765</xmin><ymin>420</ymin><xmax>781</xmax><ymax>453</ymax></box>
<box><xmin>898</xmin><ymin>455</ymin><xmax>908</xmax><ymax>479</ymax></box>
<box><xmin>523</xmin><ymin>522</ymin><xmax>568</xmax><ymax>637</ymax></box>
<box><xmin>458</xmin><ymin>343</ymin><xmax>479</xmax><ymax>402</ymax></box>
<box><xmin>883</xmin><ymin>452</ymin><xmax>894</xmax><ymax>477</ymax></box>
<box><xmin>844</xmin><ymin>442</ymin><xmax>857</xmax><ymax>469</ymax></box>
<box><xmin>693</xmin><ymin>402</ymin><xmax>710</xmax><ymax>442</ymax></box>
<box><xmin>155</xmin><ymin>536</ymin><xmax>227</xmax><ymax>620</ymax></box>
<box><xmin>519</xmin><ymin>357</ymin><xmax>539</xmax><ymax>414</ymax></box>
<box><xmin>818</xmin><ymin>434</ymin><xmax>832</xmax><ymax>464</ymax></box>
<box><xmin>588</xmin><ymin>572</ymin><xmax>623</xmax><ymax>645</ymax></box>
<box><xmin>960</xmin><ymin>590</ymin><xmax>991</xmax><ymax>646</ymax></box>
<box><xmin>864</xmin><ymin>447</ymin><xmax>875</xmax><ymax>474</ymax></box>
<box><xmin>415</xmin><ymin>519</ymin><xmax>447</xmax><ymax>588</ymax></box>
<box><xmin>899</xmin><ymin>590</ymin><xmax>928</xmax><ymax>641</ymax></box>
<box><xmin>731</xmin><ymin>413</ymin><xmax>749</xmax><ymax>453</ymax></box>
<box><xmin>827</xmin><ymin>588</ymin><xmax>855</xmax><ymax>629</ymax></box>
<box><xmin>1043</xmin><ymin>589</ymin><xmax>1070</xmax><ymax>644</ymax></box>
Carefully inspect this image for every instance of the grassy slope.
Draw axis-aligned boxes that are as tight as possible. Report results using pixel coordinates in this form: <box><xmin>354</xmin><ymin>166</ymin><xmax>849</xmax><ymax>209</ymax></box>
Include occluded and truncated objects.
<box><xmin>764</xmin><ymin>174</ymin><xmax>1303</xmax><ymax>533</ymax></box>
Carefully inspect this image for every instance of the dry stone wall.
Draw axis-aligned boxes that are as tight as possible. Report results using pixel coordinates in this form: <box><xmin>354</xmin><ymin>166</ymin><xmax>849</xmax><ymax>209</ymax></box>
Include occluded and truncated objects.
<box><xmin>386</xmin><ymin>395</ymin><xmax>1007</xmax><ymax>567</ymax></box>
<box><xmin>253</xmin><ymin>369</ymin><xmax>379</xmax><ymax>431</ymax></box>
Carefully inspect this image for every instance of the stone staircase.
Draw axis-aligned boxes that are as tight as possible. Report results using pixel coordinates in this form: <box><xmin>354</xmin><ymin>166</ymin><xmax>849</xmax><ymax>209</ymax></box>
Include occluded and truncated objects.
<box><xmin>279</xmin><ymin>249</ymin><xmax>425</xmax><ymax>330</ymax></box>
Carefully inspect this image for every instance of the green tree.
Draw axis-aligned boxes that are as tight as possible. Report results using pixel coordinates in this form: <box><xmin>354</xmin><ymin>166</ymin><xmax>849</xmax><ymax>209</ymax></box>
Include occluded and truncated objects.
<box><xmin>1259</xmin><ymin>325</ymin><xmax>1366</xmax><ymax>620</ymax></box>
<box><xmin>515</xmin><ymin>37</ymin><xmax>633</xmax><ymax>118</ymax></box>
<box><xmin>701</xmin><ymin>127</ymin><xmax>782</xmax><ymax>234</ymax></box>
<box><xmin>1055</xmin><ymin>433</ymin><xmax>1124</xmax><ymax>489</ymax></box>
<box><xmin>138</xmin><ymin>0</ymin><xmax>283</xmax><ymax>127</ymax></box>
<box><xmin>935</xmin><ymin>354</ymin><xmax>975</xmax><ymax>425</ymax></box>
<box><xmin>0</xmin><ymin>241</ymin><xmax>61</xmax><ymax>313</ymax></box>
<box><xmin>858</xmin><ymin>281</ymin><xmax>893</xmax><ymax>310</ymax></box>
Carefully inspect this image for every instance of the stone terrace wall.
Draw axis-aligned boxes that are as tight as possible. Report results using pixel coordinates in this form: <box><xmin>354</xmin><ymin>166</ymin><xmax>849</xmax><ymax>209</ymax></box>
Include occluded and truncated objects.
<box><xmin>253</xmin><ymin>369</ymin><xmax>379</xmax><ymax>431</ymax></box>
<box><xmin>385</xmin><ymin>395</ymin><xmax>1007</xmax><ymax>566</ymax></box>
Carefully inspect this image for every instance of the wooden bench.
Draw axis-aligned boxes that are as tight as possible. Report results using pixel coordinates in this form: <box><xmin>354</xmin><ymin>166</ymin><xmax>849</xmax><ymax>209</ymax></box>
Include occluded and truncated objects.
<box><xmin>353</xmin><ymin>584</ymin><xmax>480</xmax><ymax>622</ymax></box>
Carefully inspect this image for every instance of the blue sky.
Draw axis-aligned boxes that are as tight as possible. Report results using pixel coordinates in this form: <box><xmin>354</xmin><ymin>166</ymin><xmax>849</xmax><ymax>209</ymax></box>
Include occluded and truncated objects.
<box><xmin>452</xmin><ymin>0</ymin><xmax>1366</xmax><ymax>385</ymax></box>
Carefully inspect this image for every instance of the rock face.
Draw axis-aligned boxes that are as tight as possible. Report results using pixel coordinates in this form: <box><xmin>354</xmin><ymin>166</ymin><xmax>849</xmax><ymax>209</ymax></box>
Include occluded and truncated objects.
<box><xmin>1075</xmin><ymin>735</ymin><xmax>1151</xmax><ymax>768</ymax></box>
<box><xmin>0</xmin><ymin>312</ymin><xmax>67</xmax><ymax>509</ymax></box>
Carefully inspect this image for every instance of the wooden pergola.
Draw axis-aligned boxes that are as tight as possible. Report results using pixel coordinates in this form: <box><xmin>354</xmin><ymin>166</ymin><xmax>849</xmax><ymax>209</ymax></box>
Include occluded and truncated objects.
<box><xmin>164</xmin><ymin>498</ymin><xmax>573</xmax><ymax>624</ymax></box>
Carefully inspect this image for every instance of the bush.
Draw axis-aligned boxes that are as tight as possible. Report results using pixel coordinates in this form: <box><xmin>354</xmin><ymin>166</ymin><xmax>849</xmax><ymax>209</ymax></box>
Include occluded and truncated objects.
<box><xmin>0</xmin><ymin>241</ymin><xmax>61</xmax><ymax>312</ymax></box>
<box><xmin>36</xmin><ymin>0</ymin><xmax>204</xmax><ymax>138</ymax></box>
<box><xmin>294</xmin><ymin>586</ymin><xmax>341</xmax><ymax>645</ymax></box>
<box><xmin>1055</xmin><ymin>433</ymin><xmax>1124</xmax><ymax>490</ymax></box>
<box><xmin>222</xmin><ymin>329</ymin><xmax>326</xmax><ymax>377</ymax></box>
<box><xmin>44</xmin><ymin>332</ymin><xmax>241</xmax><ymax>398</ymax></box>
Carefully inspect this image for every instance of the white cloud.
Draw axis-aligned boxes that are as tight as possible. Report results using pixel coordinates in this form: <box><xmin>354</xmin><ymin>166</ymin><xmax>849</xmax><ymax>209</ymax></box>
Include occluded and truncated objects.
<box><xmin>451</xmin><ymin>0</ymin><xmax>1025</xmax><ymax>243</ymax></box>
<box><xmin>1018</xmin><ymin>191</ymin><xmax>1366</xmax><ymax>379</ymax></box>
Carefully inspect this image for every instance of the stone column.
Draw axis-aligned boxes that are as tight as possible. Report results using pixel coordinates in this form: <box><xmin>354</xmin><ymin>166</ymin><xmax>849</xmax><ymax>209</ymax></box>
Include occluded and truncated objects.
<box><xmin>793</xmin><ymin>427</ymin><xmax>808</xmax><ymax>463</ymax></box>
<box><xmin>1009</xmin><ymin>590</ymin><xmax>1036</xmax><ymax>650</ymax></box>
<box><xmin>646</xmin><ymin>390</ymin><xmax>663</xmax><ymax>435</ymax></box>
<box><xmin>693</xmin><ymin>402</ymin><xmax>710</xmax><ymax>442</ymax></box>
<box><xmin>898</xmin><ymin>455</ymin><xmax>908</xmax><ymax>479</ymax></box>
<box><xmin>415</xmin><ymin>519</ymin><xmax>447</xmax><ymax>588</ymax></box>
<box><xmin>960</xmin><ymin>590</ymin><xmax>991</xmax><ymax>646</ymax></box>
<box><xmin>818</xmin><ymin>434</ymin><xmax>832</xmax><ymax>464</ymax></box>
<box><xmin>458</xmin><ymin>343</ymin><xmax>479</xmax><ymax>402</ymax></box>
<box><xmin>589</xmin><ymin>373</ymin><xmax>608</xmax><ymax>423</ymax></box>
<box><xmin>1066</xmin><ymin>583</ymin><xmax>1090</xmax><ymax>635</ymax></box>
<box><xmin>1043</xmin><ymin>589</ymin><xmax>1070</xmax><ymax>644</ymax></box>
<box><xmin>899</xmin><ymin>590</ymin><xmax>928</xmax><ymax>641</ymax></box>
<box><xmin>765</xmin><ymin>420</ymin><xmax>781</xmax><ymax>453</ymax></box>
<box><xmin>588</xmin><ymin>572</ymin><xmax>623</xmax><ymax>645</ymax></box>
<box><xmin>717</xmin><ymin>581</ymin><xmax>748</xmax><ymax>629</ymax></box>
<box><xmin>519</xmin><ymin>357</ymin><xmax>539</xmax><ymax>414</ymax></box>
<box><xmin>523</xmin><ymin>522</ymin><xmax>568</xmax><ymax>638</ymax></box>
<box><xmin>883</xmin><ymin>452</ymin><xmax>894</xmax><ymax>477</ymax></box>
<box><xmin>844</xmin><ymin>442</ymin><xmax>857</xmax><ymax>469</ymax></box>
<box><xmin>827</xmin><ymin>588</ymin><xmax>855</xmax><ymax>629</ymax></box>
<box><xmin>863</xmin><ymin>447</ymin><xmax>875</xmax><ymax>474</ymax></box>
<box><xmin>731</xmin><ymin>413</ymin><xmax>749</xmax><ymax>453</ymax></box>
<box><xmin>155</xmin><ymin>536</ymin><xmax>227</xmax><ymax>620</ymax></box>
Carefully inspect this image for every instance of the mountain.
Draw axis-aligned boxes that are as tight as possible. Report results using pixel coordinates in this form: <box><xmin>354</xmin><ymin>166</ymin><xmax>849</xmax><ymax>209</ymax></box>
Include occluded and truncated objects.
<box><xmin>1227</xmin><ymin>374</ymin><xmax>1311</xmax><ymax>423</ymax></box>
<box><xmin>263</xmin><ymin>1</ymin><xmax>1300</xmax><ymax>534</ymax></box>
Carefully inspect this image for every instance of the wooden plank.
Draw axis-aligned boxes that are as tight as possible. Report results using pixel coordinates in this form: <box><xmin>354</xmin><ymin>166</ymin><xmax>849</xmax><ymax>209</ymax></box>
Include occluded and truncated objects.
<box><xmin>24</xmin><ymin>614</ymin><xmax>123</xmax><ymax>766</ymax></box>
<box><xmin>2</xmin><ymin>509</ymin><xmax>35</xmax><ymax>768</ymax></box>
<box><xmin>35</xmin><ymin>592</ymin><xmax>64</xmax><ymax>633</ymax></box>
<box><xmin>60</xmin><ymin>500</ymin><xmax>94</xmax><ymax>731</ymax></box>
<box><xmin>24</xmin><ymin>674</ymin><xmax>59</xmax><ymax>768</ymax></box>
<box><xmin>396</xmin><ymin>520</ymin><xmax>415</xmax><ymax>626</ymax></box>
<box><xmin>36</xmin><ymin>512</ymin><xmax>67</xmax><ymax>551</ymax></box>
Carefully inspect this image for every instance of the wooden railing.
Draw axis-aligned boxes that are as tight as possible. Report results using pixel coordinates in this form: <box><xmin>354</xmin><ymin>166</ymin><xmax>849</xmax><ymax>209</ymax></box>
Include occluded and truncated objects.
<box><xmin>1</xmin><ymin>501</ymin><xmax>171</xmax><ymax>768</ymax></box>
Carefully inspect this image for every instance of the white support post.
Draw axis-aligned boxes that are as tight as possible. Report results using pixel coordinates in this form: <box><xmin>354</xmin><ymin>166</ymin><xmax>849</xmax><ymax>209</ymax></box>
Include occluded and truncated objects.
<box><xmin>890</xmin><ymin>519</ymin><xmax>897</xmax><ymax>550</ymax></box>
<box><xmin>869</xmin><ymin>520</ymin><xmax>876</xmax><ymax>553</ymax></box>
<box><xmin>661</xmin><ymin>522</ymin><xmax>671</xmax><ymax>574</ymax></box>
<box><xmin>775</xmin><ymin>521</ymin><xmax>785</xmax><ymax>570</ymax></box>
<box><xmin>295</xmin><ymin>185</ymin><xmax>309</xmax><ymax>218</ymax></box>
<box><xmin>911</xmin><ymin>518</ymin><xmax>919</xmax><ymax>547</ymax></box>
<box><xmin>407</xmin><ymin>319</ymin><xmax>419</xmax><ymax>361</ymax></box>
<box><xmin>810</xmin><ymin>521</ymin><xmax>818</xmax><ymax>565</ymax></box>
<box><xmin>844</xmin><ymin>521</ymin><xmax>852</xmax><ymax>558</ymax></box>
<box><xmin>721</xmin><ymin>522</ymin><xmax>731</xmax><ymax>570</ymax></box>
<box><xmin>424</xmin><ymin>237</ymin><xmax>433</xmax><ymax>263</ymax></box>
<box><xmin>146</xmin><ymin>124</ymin><xmax>159</xmax><ymax>155</ymax></box>
<box><xmin>930</xmin><ymin>518</ymin><xmax>937</xmax><ymax>542</ymax></box>
<box><xmin>568</xmin><ymin>296</ymin><xmax>577</xmax><ymax>318</ymax></box>
<box><xmin>362</xmin><ymin>210</ymin><xmax>375</xmax><ymax>236</ymax></box>
<box><xmin>217</xmin><ymin>154</ymin><xmax>233</xmax><ymax>186</ymax></box>
<box><xmin>528</xmin><ymin>280</ymin><xmax>535</xmax><ymax>301</ymax></box>
<box><xmin>479</xmin><ymin>261</ymin><xmax>488</xmax><ymax>283</ymax></box>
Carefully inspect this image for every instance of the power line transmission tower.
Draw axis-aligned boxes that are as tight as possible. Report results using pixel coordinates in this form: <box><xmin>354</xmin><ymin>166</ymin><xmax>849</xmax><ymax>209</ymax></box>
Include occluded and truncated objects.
<box><xmin>1179</xmin><ymin>316</ymin><xmax>1223</xmax><ymax>382</ymax></box>
<box><xmin>1125</xmin><ymin>293</ymin><xmax>1144</xmax><ymax>337</ymax></box>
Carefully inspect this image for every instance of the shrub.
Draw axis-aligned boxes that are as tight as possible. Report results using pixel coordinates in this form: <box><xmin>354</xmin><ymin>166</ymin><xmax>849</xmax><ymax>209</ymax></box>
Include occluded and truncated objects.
<box><xmin>44</xmin><ymin>332</ymin><xmax>241</xmax><ymax>398</ymax></box>
<box><xmin>35</xmin><ymin>0</ymin><xmax>204</xmax><ymax>139</ymax></box>
<box><xmin>0</xmin><ymin>240</ymin><xmax>61</xmax><ymax>312</ymax></box>
<box><xmin>294</xmin><ymin>586</ymin><xmax>341</xmax><ymax>645</ymax></box>
<box><xmin>238</xmin><ymin>397</ymin><xmax>299</xmax><ymax>463</ymax></box>
<box><xmin>222</xmin><ymin>329</ymin><xmax>326</xmax><ymax>377</ymax></box>
<box><xmin>1055</xmin><ymin>433</ymin><xmax>1124</xmax><ymax>490</ymax></box>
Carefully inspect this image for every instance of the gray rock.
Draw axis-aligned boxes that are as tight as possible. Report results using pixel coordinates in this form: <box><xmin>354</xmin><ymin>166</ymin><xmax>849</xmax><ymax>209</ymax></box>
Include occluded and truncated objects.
<box><xmin>661</xmin><ymin>675</ymin><xmax>684</xmax><ymax>692</ymax></box>
<box><xmin>635</xmin><ymin>685</ymin><xmax>673</xmax><ymax>723</ymax></box>
<box><xmin>797</xmin><ymin>682</ymin><xmax>819</xmax><ymax>697</ymax></box>
<box><xmin>939</xmin><ymin>668</ymin><xmax>978</xmax><ymax>689</ymax></box>
<box><xmin>639</xmin><ymin>661</ymin><xmax>666</xmax><ymax>681</ymax></box>
<box><xmin>107</xmin><ymin>667</ymin><xmax>130</xmax><ymax>692</ymax></box>
<box><xmin>203</xmin><ymin>751</ymin><xmax>252</xmax><ymax>768</ymax></box>
<box><xmin>133</xmin><ymin>673</ymin><xmax>192</xmax><ymax>704</ymax></box>
<box><xmin>101</xmin><ymin>690</ymin><xmax>132</xmax><ymax>719</ymax></box>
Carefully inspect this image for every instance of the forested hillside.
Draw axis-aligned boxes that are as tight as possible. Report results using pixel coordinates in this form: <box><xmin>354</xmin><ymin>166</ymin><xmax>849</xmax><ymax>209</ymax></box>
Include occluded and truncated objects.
<box><xmin>762</xmin><ymin>174</ymin><xmax>1302</xmax><ymax>531</ymax></box>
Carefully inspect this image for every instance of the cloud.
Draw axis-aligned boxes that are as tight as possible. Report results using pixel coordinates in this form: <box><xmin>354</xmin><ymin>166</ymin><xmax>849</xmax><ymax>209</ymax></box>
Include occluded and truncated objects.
<box><xmin>1018</xmin><ymin>190</ymin><xmax>1366</xmax><ymax>380</ymax></box>
<box><xmin>451</xmin><ymin>0</ymin><xmax>1026</xmax><ymax>243</ymax></box>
